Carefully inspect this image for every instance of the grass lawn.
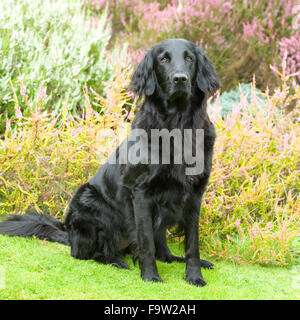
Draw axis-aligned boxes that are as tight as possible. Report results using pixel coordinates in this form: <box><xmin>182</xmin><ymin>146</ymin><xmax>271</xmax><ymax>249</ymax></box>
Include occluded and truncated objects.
<box><xmin>0</xmin><ymin>234</ymin><xmax>298</xmax><ymax>300</ymax></box>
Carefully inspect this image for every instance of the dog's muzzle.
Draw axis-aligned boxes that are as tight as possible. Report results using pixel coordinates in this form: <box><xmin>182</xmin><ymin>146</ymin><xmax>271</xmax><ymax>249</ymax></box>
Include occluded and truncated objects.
<box><xmin>169</xmin><ymin>72</ymin><xmax>191</xmax><ymax>101</ymax></box>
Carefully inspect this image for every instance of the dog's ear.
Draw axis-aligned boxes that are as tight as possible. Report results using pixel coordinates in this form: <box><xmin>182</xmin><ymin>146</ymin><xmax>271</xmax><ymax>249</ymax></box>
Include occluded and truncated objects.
<box><xmin>130</xmin><ymin>49</ymin><xmax>156</xmax><ymax>97</ymax></box>
<box><xmin>195</xmin><ymin>47</ymin><xmax>220</xmax><ymax>95</ymax></box>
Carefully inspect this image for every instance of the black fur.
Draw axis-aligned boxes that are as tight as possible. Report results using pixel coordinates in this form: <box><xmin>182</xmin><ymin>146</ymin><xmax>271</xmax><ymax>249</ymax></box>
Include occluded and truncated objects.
<box><xmin>0</xmin><ymin>39</ymin><xmax>219</xmax><ymax>286</ymax></box>
<box><xmin>0</xmin><ymin>210</ymin><xmax>68</xmax><ymax>245</ymax></box>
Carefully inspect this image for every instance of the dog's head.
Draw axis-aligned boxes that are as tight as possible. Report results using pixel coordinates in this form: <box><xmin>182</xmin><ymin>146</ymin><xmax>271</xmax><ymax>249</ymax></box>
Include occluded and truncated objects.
<box><xmin>130</xmin><ymin>39</ymin><xmax>220</xmax><ymax>106</ymax></box>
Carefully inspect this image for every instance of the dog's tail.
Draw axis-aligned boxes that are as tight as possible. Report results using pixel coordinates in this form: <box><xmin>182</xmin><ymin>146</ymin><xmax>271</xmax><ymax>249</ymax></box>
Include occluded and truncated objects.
<box><xmin>0</xmin><ymin>210</ymin><xmax>69</xmax><ymax>245</ymax></box>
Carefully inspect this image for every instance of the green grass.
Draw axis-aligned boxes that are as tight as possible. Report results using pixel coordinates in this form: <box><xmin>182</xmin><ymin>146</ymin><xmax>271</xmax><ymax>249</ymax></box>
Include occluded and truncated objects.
<box><xmin>0</xmin><ymin>235</ymin><xmax>298</xmax><ymax>300</ymax></box>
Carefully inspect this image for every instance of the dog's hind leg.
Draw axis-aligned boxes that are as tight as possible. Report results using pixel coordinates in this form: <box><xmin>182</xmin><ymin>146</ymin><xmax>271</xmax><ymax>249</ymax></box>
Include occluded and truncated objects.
<box><xmin>68</xmin><ymin>219</ymin><xmax>129</xmax><ymax>269</ymax></box>
<box><xmin>92</xmin><ymin>252</ymin><xmax>129</xmax><ymax>269</ymax></box>
<box><xmin>154</xmin><ymin>227</ymin><xmax>213</xmax><ymax>268</ymax></box>
<box><xmin>92</xmin><ymin>231</ymin><xmax>129</xmax><ymax>269</ymax></box>
<box><xmin>154</xmin><ymin>227</ymin><xmax>185</xmax><ymax>263</ymax></box>
<box><xmin>199</xmin><ymin>259</ymin><xmax>214</xmax><ymax>269</ymax></box>
<box><xmin>66</xmin><ymin>183</ymin><xmax>130</xmax><ymax>270</ymax></box>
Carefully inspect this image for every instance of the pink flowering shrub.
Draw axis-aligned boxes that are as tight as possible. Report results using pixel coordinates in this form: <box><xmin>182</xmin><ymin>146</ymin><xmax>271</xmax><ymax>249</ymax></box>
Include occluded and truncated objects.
<box><xmin>87</xmin><ymin>0</ymin><xmax>299</xmax><ymax>91</ymax></box>
<box><xmin>278</xmin><ymin>34</ymin><xmax>300</xmax><ymax>81</ymax></box>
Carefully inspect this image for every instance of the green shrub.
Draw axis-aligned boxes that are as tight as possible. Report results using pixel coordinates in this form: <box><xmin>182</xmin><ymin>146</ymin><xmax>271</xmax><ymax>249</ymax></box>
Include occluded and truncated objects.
<box><xmin>0</xmin><ymin>0</ymin><xmax>112</xmax><ymax>132</ymax></box>
<box><xmin>209</xmin><ymin>82</ymin><xmax>267</xmax><ymax>118</ymax></box>
<box><xmin>200</xmin><ymin>63</ymin><xmax>300</xmax><ymax>265</ymax></box>
<box><xmin>0</xmin><ymin>56</ymin><xmax>134</xmax><ymax>217</ymax></box>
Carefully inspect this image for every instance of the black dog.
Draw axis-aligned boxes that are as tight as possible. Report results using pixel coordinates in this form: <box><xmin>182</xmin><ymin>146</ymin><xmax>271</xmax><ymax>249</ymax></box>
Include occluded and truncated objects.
<box><xmin>0</xmin><ymin>39</ymin><xmax>219</xmax><ymax>286</ymax></box>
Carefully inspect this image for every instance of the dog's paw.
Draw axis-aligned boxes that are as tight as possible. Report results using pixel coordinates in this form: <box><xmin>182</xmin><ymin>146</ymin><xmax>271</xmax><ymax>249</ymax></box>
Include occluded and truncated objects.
<box><xmin>112</xmin><ymin>258</ymin><xmax>130</xmax><ymax>270</ymax></box>
<box><xmin>186</xmin><ymin>274</ymin><xmax>207</xmax><ymax>287</ymax></box>
<box><xmin>170</xmin><ymin>255</ymin><xmax>185</xmax><ymax>263</ymax></box>
<box><xmin>158</xmin><ymin>254</ymin><xmax>185</xmax><ymax>264</ymax></box>
<box><xmin>142</xmin><ymin>273</ymin><xmax>163</xmax><ymax>283</ymax></box>
<box><xmin>199</xmin><ymin>259</ymin><xmax>214</xmax><ymax>269</ymax></box>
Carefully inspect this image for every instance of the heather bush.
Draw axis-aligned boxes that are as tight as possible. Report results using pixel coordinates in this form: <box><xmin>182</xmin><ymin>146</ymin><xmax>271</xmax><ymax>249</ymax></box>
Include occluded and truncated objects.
<box><xmin>88</xmin><ymin>0</ymin><xmax>299</xmax><ymax>92</ymax></box>
<box><xmin>201</xmin><ymin>64</ymin><xmax>300</xmax><ymax>265</ymax></box>
<box><xmin>0</xmin><ymin>0</ymin><xmax>112</xmax><ymax>132</ymax></box>
<box><xmin>0</xmin><ymin>56</ymin><xmax>134</xmax><ymax>216</ymax></box>
<box><xmin>0</xmin><ymin>54</ymin><xmax>299</xmax><ymax>266</ymax></box>
<box><xmin>278</xmin><ymin>35</ymin><xmax>300</xmax><ymax>82</ymax></box>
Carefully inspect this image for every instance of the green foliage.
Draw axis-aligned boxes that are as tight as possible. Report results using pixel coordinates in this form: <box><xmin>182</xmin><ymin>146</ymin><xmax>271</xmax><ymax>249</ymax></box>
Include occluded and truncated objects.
<box><xmin>0</xmin><ymin>57</ymin><xmax>134</xmax><ymax>218</ymax></box>
<box><xmin>209</xmin><ymin>82</ymin><xmax>267</xmax><ymax>118</ymax></box>
<box><xmin>0</xmin><ymin>0</ymin><xmax>112</xmax><ymax>132</ymax></box>
<box><xmin>199</xmin><ymin>68</ymin><xmax>300</xmax><ymax>266</ymax></box>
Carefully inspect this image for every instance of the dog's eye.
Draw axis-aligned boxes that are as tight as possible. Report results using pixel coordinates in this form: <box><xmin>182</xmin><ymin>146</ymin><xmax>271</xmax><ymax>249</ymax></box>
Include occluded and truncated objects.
<box><xmin>161</xmin><ymin>57</ymin><xmax>169</xmax><ymax>63</ymax></box>
<box><xmin>185</xmin><ymin>56</ymin><xmax>192</xmax><ymax>62</ymax></box>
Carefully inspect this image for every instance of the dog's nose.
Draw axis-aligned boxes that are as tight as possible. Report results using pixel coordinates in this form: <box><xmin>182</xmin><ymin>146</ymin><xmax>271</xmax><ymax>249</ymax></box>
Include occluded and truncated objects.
<box><xmin>173</xmin><ymin>73</ymin><xmax>188</xmax><ymax>85</ymax></box>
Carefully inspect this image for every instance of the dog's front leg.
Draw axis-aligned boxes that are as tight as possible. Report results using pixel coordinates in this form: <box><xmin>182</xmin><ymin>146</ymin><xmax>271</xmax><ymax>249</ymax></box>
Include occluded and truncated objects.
<box><xmin>184</xmin><ymin>205</ymin><xmax>207</xmax><ymax>287</ymax></box>
<box><xmin>133</xmin><ymin>191</ymin><xmax>162</xmax><ymax>282</ymax></box>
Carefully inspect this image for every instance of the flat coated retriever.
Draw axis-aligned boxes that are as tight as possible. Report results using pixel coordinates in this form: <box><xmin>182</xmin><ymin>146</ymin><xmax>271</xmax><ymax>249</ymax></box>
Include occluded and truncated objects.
<box><xmin>0</xmin><ymin>39</ymin><xmax>220</xmax><ymax>286</ymax></box>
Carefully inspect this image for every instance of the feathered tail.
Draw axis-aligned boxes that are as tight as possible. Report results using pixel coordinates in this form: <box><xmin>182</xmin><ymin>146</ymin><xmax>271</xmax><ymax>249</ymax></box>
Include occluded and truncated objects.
<box><xmin>0</xmin><ymin>210</ymin><xmax>69</xmax><ymax>245</ymax></box>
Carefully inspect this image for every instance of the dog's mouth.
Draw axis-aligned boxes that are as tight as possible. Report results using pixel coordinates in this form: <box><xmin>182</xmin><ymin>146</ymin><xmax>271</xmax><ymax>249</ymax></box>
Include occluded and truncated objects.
<box><xmin>169</xmin><ymin>89</ymin><xmax>190</xmax><ymax>100</ymax></box>
<box><xmin>168</xmin><ymin>89</ymin><xmax>190</xmax><ymax>106</ymax></box>
<box><xmin>166</xmin><ymin>90</ymin><xmax>190</xmax><ymax>113</ymax></box>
